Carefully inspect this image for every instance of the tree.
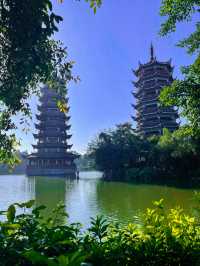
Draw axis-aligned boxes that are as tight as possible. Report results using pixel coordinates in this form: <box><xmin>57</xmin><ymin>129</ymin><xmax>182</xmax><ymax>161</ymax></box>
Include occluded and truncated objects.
<box><xmin>0</xmin><ymin>0</ymin><xmax>102</xmax><ymax>165</ymax></box>
<box><xmin>88</xmin><ymin>123</ymin><xmax>147</xmax><ymax>180</ymax></box>
<box><xmin>159</xmin><ymin>0</ymin><xmax>200</xmax><ymax>137</ymax></box>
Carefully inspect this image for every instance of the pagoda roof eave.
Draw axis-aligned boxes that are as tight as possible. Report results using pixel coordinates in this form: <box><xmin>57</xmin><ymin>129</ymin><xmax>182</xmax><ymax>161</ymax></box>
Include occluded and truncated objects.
<box><xmin>32</xmin><ymin>143</ymin><xmax>73</xmax><ymax>149</ymax></box>
<box><xmin>28</xmin><ymin>152</ymin><xmax>79</xmax><ymax>159</ymax></box>
<box><xmin>133</xmin><ymin>59</ymin><xmax>172</xmax><ymax>76</ymax></box>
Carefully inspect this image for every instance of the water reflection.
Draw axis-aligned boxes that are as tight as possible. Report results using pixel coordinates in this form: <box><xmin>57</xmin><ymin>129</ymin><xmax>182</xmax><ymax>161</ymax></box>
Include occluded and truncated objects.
<box><xmin>95</xmin><ymin>182</ymin><xmax>196</xmax><ymax>223</ymax></box>
<box><xmin>0</xmin><ymin>175</ymin><xmax>35</xmax><ymax>211</ymax></box>
<box><xmin>34</xmin><ymin>176</ymin><xmax>67</xmax><ymax>219</ymax></box>
<box><xmin>0</xmin><ymin>173</ymin><xmax>198</xmax><ymax>226</ymax></box>
<box><xmin>32</xmin><ymin>175</ymin><xmax>99</xmax><ymax>227</ymax></box>
<box><xmin>65</xmin><ymin>179</ymin><xmax>99</xmax><ymax>227</ymax></box>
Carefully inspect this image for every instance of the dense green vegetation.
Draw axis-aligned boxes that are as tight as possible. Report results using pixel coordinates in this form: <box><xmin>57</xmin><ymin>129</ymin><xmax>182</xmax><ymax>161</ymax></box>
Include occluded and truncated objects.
<box><xmin>159</xmin><ymin>0</ymin><xmax>200</xmax><ymax>138</ymax></box>
<box><xmin>0</xmin><ymin>198</ymin><xmax>199</xmax><ymax>266</ymax></box>
<box><xmin>88</xmin><ymin>123</ymin><xmax>200</xmax><ymax>186</ymax></box>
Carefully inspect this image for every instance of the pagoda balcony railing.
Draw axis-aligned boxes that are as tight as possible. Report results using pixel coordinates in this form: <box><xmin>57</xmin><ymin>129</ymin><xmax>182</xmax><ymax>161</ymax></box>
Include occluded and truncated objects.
<box><xmin>160</xmin><ymin>108</ymin><xmax>176</xmax><ymax>114</ymax></box>
<box><xmin>36</xmin><ymin>115</ymin><xmax>68</xmax><ymax>122</ymax></box>
<box><xmin>141</xmin><ymin>107</ymin><xmax>176</xmax><ymax>114</ymax></box>
<box><xmin>135</xmin><ymin>80</ymin><xmax>156</xmax><ymax>88</ymax></box>
<box><xmin>160</xmin><ymin>110</ymin><xmax>178</xmax><ymax>116</ymax></box>
<box><xmin>36</xmin><ymin>112</ymin><xmax>68</xmax><ymax>118</ymax></box>
<box><xmin>36</xmin><ymin>117</ymin><xmax>69</xmax><ymax>123</ymax></box>
<box><xmin>136</xmin><ymin>72</ymin><xmax>172</xmax><ymax>83</ymax></box>
<box><xmin>42</xmin><ymin>108</ymin><xmax>70</xmax><ymax>114</ymax></box>
<box><xmin>161</xmin><ymin>122</ymin><xmax>179</xmax><ymax>128</ymax></box>
<box><xmin>141</xmin><ymin>121</ymin><xmax>161</xmax><ymax>128</ymax></box>
<box><xmin>39</xmin><ymin>95</ymin><xmax>68</xmax><ymax>102</ymax></box>
<box><xmin>38</xmin><ymin>105</ymin><xmax>70</xmax><ymax>113</ymax></box>
<box><xmin>133</xmin><ymin>85</ymin><xmax>161</xmax><ymax>96</ymax></box>
<box><xmin>33</xmin><ymin>133</ymin><xmax>72</xmax><ymax>139</ymax></box>
<box><xmin>28</xmin><ymin>152</ymin><xmax>77</xmax><ymax>159</ymax></box>
<box><xmin>160</xmin><ymin>111</ymin><xmax>179</xmax><ymax>117</ymax></box>
<box><xmin>141</xmin><ymin>109</ymin><xmax>158</xmax><ymax>115</ymax></box>
<box><xmin>138</xmin><ymin>97</ymin><xmax>158</xmax><ymax>103</ymax></box>
<box><xmin>141</xmin><ymin>124</ymin><xmax>162</xmax><ymax>130</ymax></box>
<box><xmin>33</xmin><ymin>142</ymin><xmax>72</xmax><ymax>148</ymax></box>
<box><xmin>35</xmin><ymin>123</ymin><xmax>71</xmax><ymax>130</ymax></box>
<box><xmin>36</xmin><ymin>120</ymin><xmax>69</xmax><ymax>126</ymax></box>
<box><xmin>133</xmin><ymin>101</ymin><xmax>158</xmax><ymax>110</ymax></box>
<box><xmin>142</xmin><ymin>83</ymin><xmax>169</xmax><ymax>90</ymax></box>
<box><xmin>134</xmin><ymin>112</ymin><xmax>160</xmax><ymax>119</ymax></box>
<box><xmin>132</xmin><ymin>91</ymin><xmax>157</xmax><ymax>101</ymax></box>
<box><xmin>38</xmin><ymin>104</ymin><xmax>58</xmax><ymax>110</ymax></box>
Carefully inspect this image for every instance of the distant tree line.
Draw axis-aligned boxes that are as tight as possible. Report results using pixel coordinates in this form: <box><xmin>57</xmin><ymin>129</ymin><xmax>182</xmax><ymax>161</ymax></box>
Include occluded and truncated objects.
<box><xmin>75</xmin><ymin>154</ymin><xmax>96</xmax><ymax>171</ymax></box>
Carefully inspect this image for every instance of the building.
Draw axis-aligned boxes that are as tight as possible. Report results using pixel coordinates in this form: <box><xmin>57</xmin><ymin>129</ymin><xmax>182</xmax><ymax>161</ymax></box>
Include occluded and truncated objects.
<box><xmin>26</xmin><ymin>85</ymin><xmax>78</xmax><ymax>177</ymax></box>
<box><xmin>132</xmin><ymin>45</ymin><xmax>179</xmax><ymax>137</ymax></box>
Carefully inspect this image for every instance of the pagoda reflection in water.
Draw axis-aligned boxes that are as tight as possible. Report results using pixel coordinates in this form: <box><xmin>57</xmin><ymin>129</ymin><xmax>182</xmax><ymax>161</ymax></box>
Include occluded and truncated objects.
<box><xmin>26</xmin><ymin>85</ymin><xmax>78</xmax><ymax>177</ymax></box>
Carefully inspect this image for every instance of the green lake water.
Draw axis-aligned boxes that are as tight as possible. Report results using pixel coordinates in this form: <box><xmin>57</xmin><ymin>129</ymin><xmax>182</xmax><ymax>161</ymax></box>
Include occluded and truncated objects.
<box><xmin>0</xmin><ymin>171</ymin><xmax>199</xmax><ymax>227</ymax></box>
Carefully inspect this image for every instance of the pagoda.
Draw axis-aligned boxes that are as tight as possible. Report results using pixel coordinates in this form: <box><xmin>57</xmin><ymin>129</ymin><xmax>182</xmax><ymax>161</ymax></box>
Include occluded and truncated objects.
<box><xmin>26</xmin><ymin>85</ymin><xmax>78</xmax><ymax>177</ymax></box>
<box><xmin>132</xmin><ymin>44</ymin><xmax>179</xmax><ymax>137</ymax></box>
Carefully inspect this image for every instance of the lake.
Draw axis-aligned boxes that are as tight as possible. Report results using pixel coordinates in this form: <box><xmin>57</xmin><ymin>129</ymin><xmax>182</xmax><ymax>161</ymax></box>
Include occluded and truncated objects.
<box><xmin>0</xmin><ymin>171</ymin><xmax>199</xmax><ymax>227</ymax></box>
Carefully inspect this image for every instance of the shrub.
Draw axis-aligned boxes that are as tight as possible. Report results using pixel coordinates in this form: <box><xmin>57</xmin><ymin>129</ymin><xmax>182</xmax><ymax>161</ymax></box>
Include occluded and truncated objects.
<box><xmin>125</xmin><ymin>167</ymin><xmax>155</xmax><ymax>183</ymax></box>
<box><xmin>0</xmin><ymin>199</ymin><xmax>199</xmax><ymax>266</ymax></box>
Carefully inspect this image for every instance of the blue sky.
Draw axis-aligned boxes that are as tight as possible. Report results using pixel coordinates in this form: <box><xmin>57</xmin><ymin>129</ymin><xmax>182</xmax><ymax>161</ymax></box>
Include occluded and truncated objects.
<box><xmin>18</xmin><ymin>0</ymin><xmax>195</xmax><ymax>154</ymax></box>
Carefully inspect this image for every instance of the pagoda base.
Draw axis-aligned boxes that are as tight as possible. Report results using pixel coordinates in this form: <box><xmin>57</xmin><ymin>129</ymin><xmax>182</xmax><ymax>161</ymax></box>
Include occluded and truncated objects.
<box><xmin>26</xmin><ymin>167</ymin><xmax>78</xmax><ymax>178</ymax></box>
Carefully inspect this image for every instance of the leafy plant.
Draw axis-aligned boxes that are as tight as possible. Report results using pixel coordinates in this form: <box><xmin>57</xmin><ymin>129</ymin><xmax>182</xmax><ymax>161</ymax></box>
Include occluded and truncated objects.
<box><xmin>159</xmin><ymin>0</ymin><xmax>200</xmax><ymax>138</ymax></box>
<box><xmin>0</xmin><ymin>199</ymin><xmax>199</xmax><ymax>265</ymax></box>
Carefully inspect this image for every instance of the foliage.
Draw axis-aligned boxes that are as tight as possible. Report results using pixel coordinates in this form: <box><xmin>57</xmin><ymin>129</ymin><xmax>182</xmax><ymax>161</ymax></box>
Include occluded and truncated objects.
<box><xmin>88</xmin><ymin>124</ymin><xmax>200</xmax><ymax>186</ymax></box>
<box><xmin>160</xmin><ymin>57</ymin><xmax>200</xmax><ymax>137</ymax></box>
<box><xmin>159</xmin><ymin>0</ymin><xmax>200</xmax><ymax>137</ymax></box>
<box><xmin>0</xmin><ymin>199</ymin><xmax>199</xmax><ymax>265</ymax></box>
<box><xmin>88</xmin><ymin>123</ymin><xmax>147</xmax><ymax>179</ymax></box>
<box><xmin>84</xmin><ymin>0</ymin><xmax>102</xmax><ymax>14</ymax></box>
<box><xmin>160</xmin><ymin>0</ymin><xmax>200</xmax><ymax>38</ymax></box>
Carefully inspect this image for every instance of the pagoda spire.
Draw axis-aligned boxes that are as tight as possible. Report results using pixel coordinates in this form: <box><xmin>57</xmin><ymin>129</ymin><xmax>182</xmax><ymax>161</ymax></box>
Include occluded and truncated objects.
<box><xmin>150</xmin><ymin>42</ymin><xmax>155</xmax><ymax>61</ymax></box>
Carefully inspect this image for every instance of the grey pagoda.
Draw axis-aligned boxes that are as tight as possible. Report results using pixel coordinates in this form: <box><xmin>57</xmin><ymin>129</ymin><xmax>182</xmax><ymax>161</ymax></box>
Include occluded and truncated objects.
<box><xmin>132</xmin><ymin>45</ymin><xmax>179</xmax><ymax>137</ymax></box>
<box><xmin>26</xmin><ymin>85</ymin><xmax>78</xmax><ymax>177</ymax></box>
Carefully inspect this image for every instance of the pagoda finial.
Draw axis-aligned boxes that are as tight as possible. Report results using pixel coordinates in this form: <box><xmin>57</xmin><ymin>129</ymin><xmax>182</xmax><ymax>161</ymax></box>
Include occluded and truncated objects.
<box><xmin>150</xmin><ymin>42</ymin><xmax>155</xmax><ymax>61</ymax></box>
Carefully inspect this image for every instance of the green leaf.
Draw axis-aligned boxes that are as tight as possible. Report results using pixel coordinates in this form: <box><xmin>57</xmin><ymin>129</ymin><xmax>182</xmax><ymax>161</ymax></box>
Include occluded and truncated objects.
<box><xmin>0</xmin><ymin>223</ymin><xmax>20</xmax><ymax>230</ymax></box>
<box><xmin>7</xmin><ymin>204</ymin><xmax>16</xmax><ymax>222</ymax></box>
<box><xmin>23</xmin><ymin>250</ymin><xmax>49</xmax><ymax>264</ymax></box>
<box><xmin>25</xmin><ymin>199</ymin><xmax>35</xmax><ymax>208</ymax></box>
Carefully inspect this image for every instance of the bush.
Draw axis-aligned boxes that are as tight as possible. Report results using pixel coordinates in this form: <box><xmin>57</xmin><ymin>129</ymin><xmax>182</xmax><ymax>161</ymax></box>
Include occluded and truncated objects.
<box><xmin>125</xmin><ymin>167</ymin><xmax>141</xmax><ymax>181</ymax></box>
<box><xmin>125</xmin><ymin>167</ymin><xmax>155</xmax><ymax>183</ymax></box>
<box><xmin>0</xmin><ymin>199</ymin><xmax>199</xmax><ymax>266</ymax></box>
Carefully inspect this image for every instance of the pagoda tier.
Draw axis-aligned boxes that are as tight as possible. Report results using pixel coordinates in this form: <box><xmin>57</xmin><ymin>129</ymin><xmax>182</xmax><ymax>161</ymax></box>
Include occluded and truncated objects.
<box><xmin>29</xmin><ymin>152</ymin><xmax>77</xmax><ymax>159</ymax></box>
<box><xmin>36</xmin><ymin>113</ymin><xmax>71</xmax><ymax>121</ymax></box>
<box><xmin>32</xmin><ymin>143</ymin><xmax>73</xmax><ymax>149</ymax></box>
<box><xmin>132</xmin><ymin>44</ymin><xmax>179</xmax><ymax>137</ymax></box>
<box><xmin>26</xmin><ymin>85</ymin><xmax>79</xmax><ymax>177</ymax></box>
<box><xmin>37</xmin><ymin>105</ymin><xmax>70</xmax><ymax>113</ymax></box>
<box><xmin>33</xmin><ymin>132</ymin><xmax>72</xmax><ymax>139</ymax></box>
<box><xmin>35</xmin><ymin>123</ymin><xmax>71</xmax><ymax>130</ymax></box>
<box><xmin>39</xmin><ymin>95</ymin><xmax>69</xmax><ymax>103</ymax></box>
